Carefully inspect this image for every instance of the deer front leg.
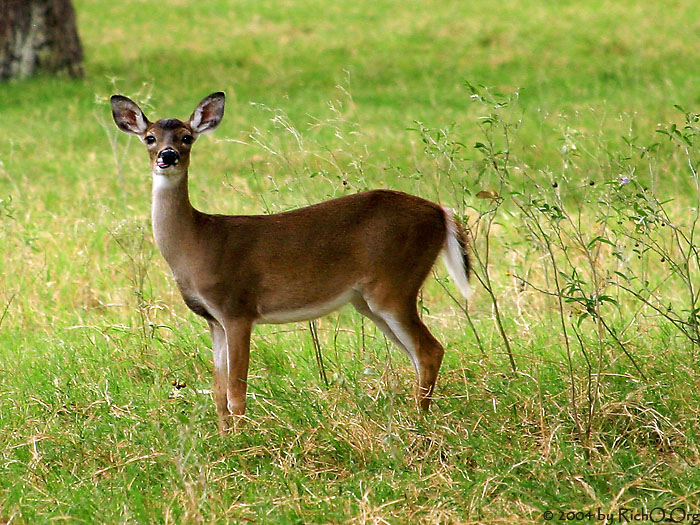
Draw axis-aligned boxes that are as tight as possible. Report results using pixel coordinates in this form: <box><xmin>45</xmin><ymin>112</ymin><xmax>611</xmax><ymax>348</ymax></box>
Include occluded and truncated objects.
<box><xmin>209</xmin><ymin>320</ymin><xmax>230</xmax><ymax>433</ymax></box>
<box><xmin>223</xmin><ymin>318</ymin><xmax>252</xmax><ymax>430</ymax></box>
<box><xmin>210</xmin><ymin>318</ymin><xmax>253</xmax><ymax>433</ymax></box>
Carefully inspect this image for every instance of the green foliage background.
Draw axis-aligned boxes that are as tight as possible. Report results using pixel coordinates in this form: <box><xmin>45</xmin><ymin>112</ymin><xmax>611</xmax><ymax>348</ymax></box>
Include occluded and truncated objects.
<box><xmin>1</xmin><ymin>0</ymin><xmax>700</xmax><ymax>522</ymax></box>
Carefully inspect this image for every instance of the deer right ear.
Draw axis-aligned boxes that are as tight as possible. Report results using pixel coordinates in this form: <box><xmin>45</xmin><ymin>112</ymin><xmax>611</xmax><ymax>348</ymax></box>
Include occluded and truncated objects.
<box><xmin>189</xmin><ymin>92</ymin><xmax>225</xmax><ymax>135</ymax></box>
<box><xmin>110</xmin><ymin>95</ymin><xmax>150</xmax><ymax>135</ymax></box>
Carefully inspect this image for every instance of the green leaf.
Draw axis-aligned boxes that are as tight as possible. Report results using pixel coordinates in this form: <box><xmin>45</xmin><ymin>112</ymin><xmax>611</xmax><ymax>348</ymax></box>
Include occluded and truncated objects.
<box><xmin>587</xmin><ymin>236</ymin><xmax>616</xmax><ymax>250</ymax></box>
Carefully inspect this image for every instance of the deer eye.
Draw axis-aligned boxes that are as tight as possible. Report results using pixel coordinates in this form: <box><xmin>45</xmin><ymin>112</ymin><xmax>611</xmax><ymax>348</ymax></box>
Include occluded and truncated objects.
<box><xmin>182</xmin><ymin>135</ymin><xmax>194</xmax><ymax>145</ymax></box>
<box><xmin>145</xmin><ymin>136</ymin><xmax>156</xmax><ymax>145</ymax></box>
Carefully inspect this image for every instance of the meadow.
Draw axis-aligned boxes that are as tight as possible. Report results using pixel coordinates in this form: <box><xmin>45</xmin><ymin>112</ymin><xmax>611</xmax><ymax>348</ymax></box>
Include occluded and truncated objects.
<box><xmin>1</xmin><ymin>0</ymin><xmax>700</xmax><ymax>522</ymax></box>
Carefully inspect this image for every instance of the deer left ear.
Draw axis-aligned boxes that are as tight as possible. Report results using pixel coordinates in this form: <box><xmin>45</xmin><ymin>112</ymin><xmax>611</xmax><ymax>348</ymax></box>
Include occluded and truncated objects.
<box><xmin>111</xmin><ymin>95</ymin><xmax>150</xmax><ymax>135</ymax></box>
<box><xmin>189</xmin><ymin>92</ymin><xmax>225</xmax><ymax>135</ymax></box>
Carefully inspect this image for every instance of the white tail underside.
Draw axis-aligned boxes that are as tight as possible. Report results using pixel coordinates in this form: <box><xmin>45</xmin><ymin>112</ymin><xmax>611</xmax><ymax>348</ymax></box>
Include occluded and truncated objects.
<box><xmin>441</xmin><ymin>208</ymin><xmax>472</xmax><ymax>300</ymax></box>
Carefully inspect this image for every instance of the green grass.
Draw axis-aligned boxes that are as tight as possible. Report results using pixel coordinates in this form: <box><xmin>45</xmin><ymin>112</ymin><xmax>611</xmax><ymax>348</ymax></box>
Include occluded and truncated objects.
<box><xmin>2</xmin><ymin>0</ymin><xmax>700</xmax><ymax>522</ymax></box>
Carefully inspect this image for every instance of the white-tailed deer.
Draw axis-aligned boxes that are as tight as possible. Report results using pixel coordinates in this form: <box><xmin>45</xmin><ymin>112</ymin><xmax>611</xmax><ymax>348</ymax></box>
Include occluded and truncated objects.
<box><xmin>110</xmin><ymin>92</ymin><xmax>471</xmax><ymax>432</ymax></box>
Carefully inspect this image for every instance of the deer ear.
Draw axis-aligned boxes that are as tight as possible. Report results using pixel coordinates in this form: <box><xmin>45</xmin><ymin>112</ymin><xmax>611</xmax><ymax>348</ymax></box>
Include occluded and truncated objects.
<box><xmin>189</xmin><ymin>92</ymin><xmax>225</xmax><ymax>135</ymax></box>
<box><xmin>111</xmin><ymin>95</ymin><xmax>150</xmax><ymax>135</ymax></box>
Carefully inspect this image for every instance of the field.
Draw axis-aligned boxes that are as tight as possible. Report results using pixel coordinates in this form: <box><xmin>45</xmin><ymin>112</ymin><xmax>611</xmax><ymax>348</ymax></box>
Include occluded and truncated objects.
<box><xmin>2</xmin><ymin>0</ymin><xmax>700</xmax><ymax>522</ymax></box>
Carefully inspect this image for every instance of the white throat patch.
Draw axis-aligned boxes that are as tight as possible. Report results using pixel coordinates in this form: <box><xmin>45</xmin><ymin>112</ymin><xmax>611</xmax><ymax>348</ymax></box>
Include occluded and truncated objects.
<box><xmin>152</xmin><ymin>171</ymin><xmax>182</xmax><ymax>191</ymax></box>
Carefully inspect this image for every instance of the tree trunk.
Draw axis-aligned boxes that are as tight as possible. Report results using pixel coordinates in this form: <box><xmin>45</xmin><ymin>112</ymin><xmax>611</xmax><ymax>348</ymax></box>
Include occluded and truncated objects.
<box><xmin>0</xmin><ymin>0</ymin><xmax>83</xmax><ymax>80</ymax></box>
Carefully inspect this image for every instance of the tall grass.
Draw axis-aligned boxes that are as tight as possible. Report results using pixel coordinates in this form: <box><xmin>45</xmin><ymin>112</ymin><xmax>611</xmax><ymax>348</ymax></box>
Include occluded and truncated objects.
<box><xmin>1</xmin><ymin>0</ymin><xmax>700</xmax><ymax>523</ymax></box>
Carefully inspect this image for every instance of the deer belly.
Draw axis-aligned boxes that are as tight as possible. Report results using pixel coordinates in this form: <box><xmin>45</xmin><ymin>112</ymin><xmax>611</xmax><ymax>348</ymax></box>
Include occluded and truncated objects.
<box><xmin>257</xmin><ymin>289</ymin><xmax>355</xmax><ymax>324</ymax></box>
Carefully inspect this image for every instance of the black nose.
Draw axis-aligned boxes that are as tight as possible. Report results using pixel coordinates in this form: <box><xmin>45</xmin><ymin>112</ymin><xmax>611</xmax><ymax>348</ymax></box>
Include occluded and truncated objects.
<box><xmin>158</xmin><ymin>148</ymin><xmax>180</xmax><ymax>167</ymax></box>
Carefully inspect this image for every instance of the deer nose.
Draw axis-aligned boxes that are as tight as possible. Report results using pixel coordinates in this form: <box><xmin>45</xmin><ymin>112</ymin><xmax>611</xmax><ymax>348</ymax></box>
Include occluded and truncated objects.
<box><xmin>157</xmin><ymin>148</ymin><xmax>180</xmax><ymax>168</ymax></box>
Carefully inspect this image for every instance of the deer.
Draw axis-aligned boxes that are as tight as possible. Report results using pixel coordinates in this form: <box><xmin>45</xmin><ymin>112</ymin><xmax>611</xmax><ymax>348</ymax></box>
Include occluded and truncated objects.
<box><xmin>110</xmin><ymin>92</ymin><xmax>472</xmax><ymax>433</ymax></box>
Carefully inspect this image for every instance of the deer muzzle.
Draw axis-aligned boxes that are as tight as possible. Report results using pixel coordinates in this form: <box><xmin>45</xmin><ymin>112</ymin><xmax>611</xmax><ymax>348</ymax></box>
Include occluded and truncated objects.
<box><xmin>157</xmin><ymin>148</ymin><xmax>180</xmax><ymax>169</ymax></box>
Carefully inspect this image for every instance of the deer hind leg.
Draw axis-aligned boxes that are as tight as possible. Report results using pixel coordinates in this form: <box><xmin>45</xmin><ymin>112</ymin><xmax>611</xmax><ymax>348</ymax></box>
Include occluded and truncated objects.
<box><xmin>351</xmin><ymin>294</ymin><xmax>416</xmax><ymax>367</ymax></box>
<box><xmin>356</xmin><ymin>294</ymin><xmax>445</xmax><ymax>410</ymax></box>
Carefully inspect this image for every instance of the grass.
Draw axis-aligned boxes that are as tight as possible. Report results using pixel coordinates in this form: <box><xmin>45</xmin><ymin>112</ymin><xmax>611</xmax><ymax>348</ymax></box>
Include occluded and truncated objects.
<box><xmin>2</xmin><ymin>0</ymin><xmax>700</xmax><ymax>522</ymax></box>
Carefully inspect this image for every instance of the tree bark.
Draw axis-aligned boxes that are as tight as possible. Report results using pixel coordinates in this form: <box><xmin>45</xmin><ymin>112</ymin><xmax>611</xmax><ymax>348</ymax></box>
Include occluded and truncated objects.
<box><xmin>0</xmin><ymin>0</ymin><xmax>83</xmax><ymax>80</ymax></box>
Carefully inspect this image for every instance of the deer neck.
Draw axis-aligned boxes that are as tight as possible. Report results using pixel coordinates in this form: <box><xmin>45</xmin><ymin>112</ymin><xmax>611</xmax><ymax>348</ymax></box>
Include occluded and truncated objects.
<box><xmin>151</xmin><ymin>170</ymin><xmax>198</xmax><ymax>267</ymax></box>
